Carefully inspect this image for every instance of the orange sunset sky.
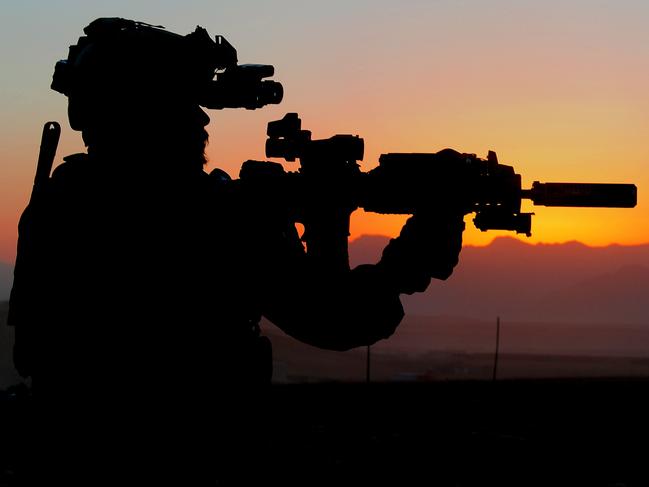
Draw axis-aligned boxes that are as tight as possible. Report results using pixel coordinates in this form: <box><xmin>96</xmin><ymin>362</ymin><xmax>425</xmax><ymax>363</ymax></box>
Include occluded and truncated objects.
<box><xmin>1</xmin><ymin>1</ymin><xmax>648</xmax><ymax>263</ymax></box>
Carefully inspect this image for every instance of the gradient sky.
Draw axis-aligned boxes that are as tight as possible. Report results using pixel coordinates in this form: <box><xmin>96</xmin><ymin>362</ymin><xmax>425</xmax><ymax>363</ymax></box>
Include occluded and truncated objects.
<box><xmin>1</xmin><ymin>0</ymin><xmax>648</xmax><ymax>263</ymax></box>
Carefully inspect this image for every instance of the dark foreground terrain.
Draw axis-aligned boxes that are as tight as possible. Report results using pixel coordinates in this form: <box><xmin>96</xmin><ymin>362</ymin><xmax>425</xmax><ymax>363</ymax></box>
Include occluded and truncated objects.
<box><xmin>2</xmin><ymin>379</ymin><xmax>649</xmax><ymax>486</ymax></box>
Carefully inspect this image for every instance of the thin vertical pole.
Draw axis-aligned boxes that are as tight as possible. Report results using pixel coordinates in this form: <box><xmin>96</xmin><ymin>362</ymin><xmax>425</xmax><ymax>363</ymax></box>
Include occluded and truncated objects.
<box><xmin>366</xmin><ymin>345</ymin><xmax>371</xmax><ymax>383</ymax></box>
<box><xmin>492</xmin><ymin>316</ymin><xmax>501</xmax><ymax>382</ymax></box>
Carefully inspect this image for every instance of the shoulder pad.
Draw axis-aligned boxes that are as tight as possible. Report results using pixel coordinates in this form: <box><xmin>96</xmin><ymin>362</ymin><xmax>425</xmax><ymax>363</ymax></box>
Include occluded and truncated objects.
<box><xmin>50</xmin><ymin>153</ymin><xmax>90</xmax><ymax>184</ymax></box>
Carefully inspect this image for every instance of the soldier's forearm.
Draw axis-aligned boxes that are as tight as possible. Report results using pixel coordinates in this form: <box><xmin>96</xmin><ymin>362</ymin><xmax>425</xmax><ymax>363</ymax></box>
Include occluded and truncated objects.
<box><xmin>262</xmin><ymin>263</ymin><xmax>404</xmax><ymax>351</ymax></box>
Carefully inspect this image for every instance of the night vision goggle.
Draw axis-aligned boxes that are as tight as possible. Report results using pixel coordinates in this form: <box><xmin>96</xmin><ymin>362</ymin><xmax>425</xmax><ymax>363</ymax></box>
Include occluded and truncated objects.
<box><xmin>51</xmin><ymin>17</ymin><xmax>283</xmax><ymax>110</ymax></box>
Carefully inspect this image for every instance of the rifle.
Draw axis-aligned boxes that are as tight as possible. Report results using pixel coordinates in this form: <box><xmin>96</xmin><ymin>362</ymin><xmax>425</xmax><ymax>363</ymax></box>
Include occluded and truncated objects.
<box><xmin>239</xmin><ymin>113</ymin><xmax>636</xmax><ymax>249</ymax></box>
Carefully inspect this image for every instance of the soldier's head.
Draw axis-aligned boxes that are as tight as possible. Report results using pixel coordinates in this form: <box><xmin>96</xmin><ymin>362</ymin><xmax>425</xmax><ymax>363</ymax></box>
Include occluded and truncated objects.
<box><xmin>51</xmin><ymin>18</ymin><xmax>282</xmax><ymax>168</ymax></box>
<box><xmin>51</xmin><ymin>19</ymin><xmax>218</xmax><ymax>167</ymax></box>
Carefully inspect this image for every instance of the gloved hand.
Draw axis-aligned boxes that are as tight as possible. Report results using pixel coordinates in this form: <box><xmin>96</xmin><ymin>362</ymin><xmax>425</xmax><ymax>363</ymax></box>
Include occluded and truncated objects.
<box><xmin>378</xmin><ymin>210</ymin><xmax>465</xmax><ymax>294</ymax></box>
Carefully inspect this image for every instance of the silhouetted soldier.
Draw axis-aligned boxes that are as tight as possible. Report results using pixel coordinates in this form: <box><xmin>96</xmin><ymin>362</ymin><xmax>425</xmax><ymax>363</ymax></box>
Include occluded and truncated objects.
<box><xmin>8</xmin><ymin>18</ymin><xmax>464</xmax><ymax>485</ymax></box>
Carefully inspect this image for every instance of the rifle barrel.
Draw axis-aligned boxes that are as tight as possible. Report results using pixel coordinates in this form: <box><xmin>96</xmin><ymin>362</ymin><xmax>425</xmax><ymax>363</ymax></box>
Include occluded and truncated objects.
<box><xmin>522</xmin><ymin>182</ymin><xmax>637</xmax><ymax>208</ymax></box>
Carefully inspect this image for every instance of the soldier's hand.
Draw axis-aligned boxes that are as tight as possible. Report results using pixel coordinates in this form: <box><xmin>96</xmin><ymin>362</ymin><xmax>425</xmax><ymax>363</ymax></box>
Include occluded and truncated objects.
<box><xmin>378</xmin><ymin>210</ymin><xmax>465</xmax><ymax>294</ymax></box>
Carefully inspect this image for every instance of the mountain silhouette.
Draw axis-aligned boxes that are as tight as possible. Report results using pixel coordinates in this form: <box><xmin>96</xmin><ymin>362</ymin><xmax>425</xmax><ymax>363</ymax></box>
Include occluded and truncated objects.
<box><xmin>529</xmin><ymin>264</ymin><xmax>649</xmax><ymax>324</ymax></box>
<box><xmin>2</xmin><ymin>235</ymin><xmax>648</xmax><ymax>322</ymax></box>
<box><xmin>0</xmin><ymin>235</ymin><xmax>649</xmax><ymax>324</ymax></box>
<box><xmin>350</xmin><ymin>235</ymin><xmax>649</xmax><ymax>324</ymax></box>
<box><xmin>2</xmin><ymin>237</ymin><xmax>649</xmax><ymax>387</ymax></box>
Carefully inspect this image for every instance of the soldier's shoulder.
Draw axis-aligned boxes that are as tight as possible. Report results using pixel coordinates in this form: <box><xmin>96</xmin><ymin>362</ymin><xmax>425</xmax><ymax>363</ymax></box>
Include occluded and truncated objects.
<box><xmin>51</xmin><ymin>153</ymin><xmax>90</xmax><ymax>179</ymax></box>
<box><xmin>51</xmin><ymin>153</ymin><xmax>90</xmax><ymax>186</ymax></box>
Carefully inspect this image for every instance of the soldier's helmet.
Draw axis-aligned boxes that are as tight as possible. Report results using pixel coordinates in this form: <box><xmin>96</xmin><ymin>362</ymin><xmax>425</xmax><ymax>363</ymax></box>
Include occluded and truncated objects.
<box><xmin>51</xmin><ymin>18</ymin><xmax>283</xmax><ymax>131</ymax></box>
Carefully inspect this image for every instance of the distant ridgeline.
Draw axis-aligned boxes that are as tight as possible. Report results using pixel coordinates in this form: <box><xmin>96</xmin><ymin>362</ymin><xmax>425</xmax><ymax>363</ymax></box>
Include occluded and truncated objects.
<box><xmin>2</xmin><ymin>240</ymin><xmax>649</xmax><ymax>387</ymax></box>
<box><xmin>2</xmin><ymin>238</ymin><xmax>648</xmax><ymax>324</ymax></box>
<box><xmin>350</xmin><ymin>236</ymin><xmax>649</xmax><ymax>325</ymax></box>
